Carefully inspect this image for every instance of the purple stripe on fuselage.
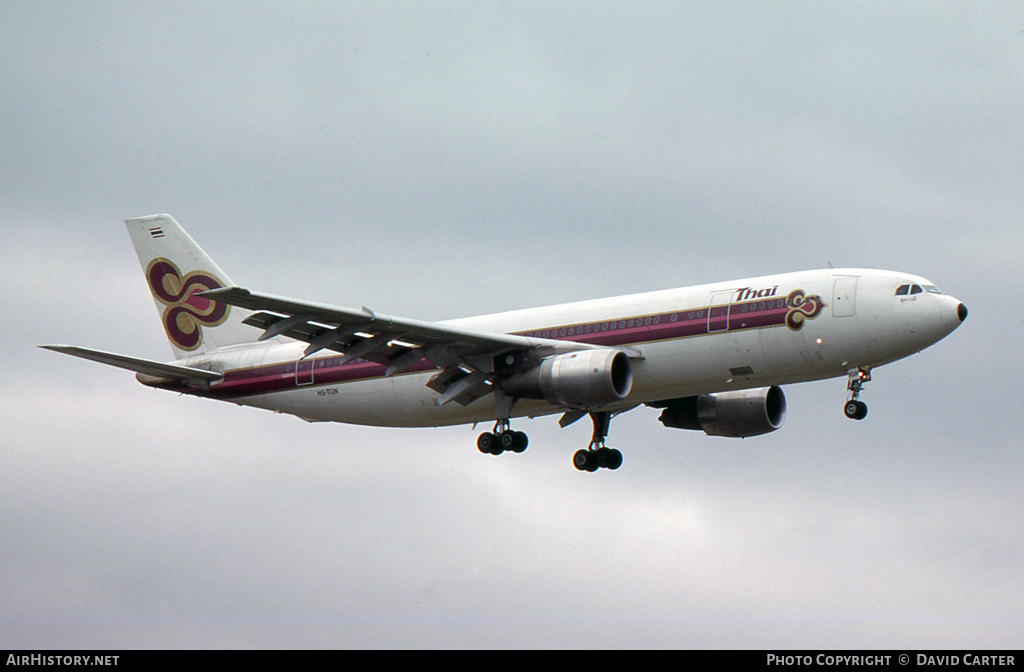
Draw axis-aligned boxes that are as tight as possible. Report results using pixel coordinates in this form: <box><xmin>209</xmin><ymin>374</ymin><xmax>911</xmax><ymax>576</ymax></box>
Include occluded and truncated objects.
<box><xmin>192</xmin><ymin>297</ymin><xmax>795</xmax><ymax>398</ymax></box>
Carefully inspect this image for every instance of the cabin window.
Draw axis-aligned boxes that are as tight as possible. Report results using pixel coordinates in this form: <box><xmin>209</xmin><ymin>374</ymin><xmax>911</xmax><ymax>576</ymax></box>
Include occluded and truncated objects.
<box><xmin>895</xmin><ymin>285</ymin><xmax>910</xmax><ymax>295</ymax></box>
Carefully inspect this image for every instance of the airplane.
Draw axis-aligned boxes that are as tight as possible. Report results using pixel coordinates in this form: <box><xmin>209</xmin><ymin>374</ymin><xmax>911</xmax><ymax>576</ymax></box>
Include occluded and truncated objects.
<box><xmin>43</xmin><ymin>214</ymin><xmax>967</xmax><ymax>472</ymax></box>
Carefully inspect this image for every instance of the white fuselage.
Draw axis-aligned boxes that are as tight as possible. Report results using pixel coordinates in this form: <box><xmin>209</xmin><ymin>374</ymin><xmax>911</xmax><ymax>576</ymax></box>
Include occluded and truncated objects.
<box><xmin>173</xmin><ymin>268</ymin><xmax>964</xmax><ymax>427</ymax></box>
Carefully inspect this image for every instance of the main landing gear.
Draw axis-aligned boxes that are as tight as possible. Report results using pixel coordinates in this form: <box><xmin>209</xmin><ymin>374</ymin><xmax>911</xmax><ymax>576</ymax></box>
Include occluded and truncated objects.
<box><xmin>477</xmin><ymin>418</ymin><xmax>528</xmax><ymax>455</ymax></box>
<box><xmin>573</xmin><ymin>411</ymin><xmax>623</xmax><ymax>472</ymax></box>
<box><xmin>844</xmin><ymin>367</ymin><xmax>871</xmax><ymax>420</ymax></box>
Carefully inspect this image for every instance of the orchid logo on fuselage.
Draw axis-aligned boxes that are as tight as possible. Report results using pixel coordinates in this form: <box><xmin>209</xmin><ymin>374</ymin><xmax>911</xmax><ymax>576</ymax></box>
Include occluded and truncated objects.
<box><xmin>733</xmin><ymin>286</ymin><xmax>826</xmax><ymax>330</ymax></box>
<box><xmin>784</xmin><ymin>290</ymin><xmax>826</xmax><ymax>330</ymax></box>
<box><xmin>146</xmin><ymin>258</ymin><xmax>229</xmax><ymax>351</ymax></box>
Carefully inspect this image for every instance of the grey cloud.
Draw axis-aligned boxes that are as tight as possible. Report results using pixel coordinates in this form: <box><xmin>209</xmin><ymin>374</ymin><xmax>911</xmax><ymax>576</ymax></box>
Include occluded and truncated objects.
<box><xmin>2</xmin><ymin>1</ymin><xmax>1021</xmax><ymax>648</ymax></box>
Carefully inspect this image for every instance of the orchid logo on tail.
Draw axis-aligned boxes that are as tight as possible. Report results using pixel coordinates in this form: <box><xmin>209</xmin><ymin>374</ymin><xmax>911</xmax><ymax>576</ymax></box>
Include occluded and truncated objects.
<box><xmin>146</xmin><ymin>258</ymin><xmax>230</xmax><ymax>351</ymax></box>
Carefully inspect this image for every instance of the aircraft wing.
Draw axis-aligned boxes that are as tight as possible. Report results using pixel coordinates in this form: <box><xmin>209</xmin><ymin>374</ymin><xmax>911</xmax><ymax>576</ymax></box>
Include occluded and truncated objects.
<box><xmin>199</xmin><ymin>287</ymin><xmax>599</xmax><ymax>406</ymax></box>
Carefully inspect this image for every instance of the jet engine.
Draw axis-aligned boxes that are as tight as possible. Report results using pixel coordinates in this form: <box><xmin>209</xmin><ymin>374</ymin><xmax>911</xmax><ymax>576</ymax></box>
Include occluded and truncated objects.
<box><xmin>654</xmin><ymin>386</ymin><xmax>786</xmax><ymax>438</ymax></box>
<box><xmin>501</xmin><ymin>349</ymin><xmax>632</xmax><ymax>410</ymax></box>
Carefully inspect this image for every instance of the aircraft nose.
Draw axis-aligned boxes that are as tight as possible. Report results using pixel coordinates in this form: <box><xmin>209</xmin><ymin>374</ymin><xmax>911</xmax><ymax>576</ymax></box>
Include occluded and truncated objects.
<box><xmin>939</xmin><ymin>296</ymin><xmax>966</xmax><ymax>334</ymax></box>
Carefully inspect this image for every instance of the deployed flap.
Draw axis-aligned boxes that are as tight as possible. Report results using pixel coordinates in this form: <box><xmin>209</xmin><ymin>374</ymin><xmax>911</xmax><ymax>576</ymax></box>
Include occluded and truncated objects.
<box><xmin>41</xmin><ymin>345</ymin><xmax>222</xmax><ymax>388</ymax></box>
<box><xmin>559</xmin><ymin>410</ymin><xmax>587</xmax><ymax>428</ymax></box>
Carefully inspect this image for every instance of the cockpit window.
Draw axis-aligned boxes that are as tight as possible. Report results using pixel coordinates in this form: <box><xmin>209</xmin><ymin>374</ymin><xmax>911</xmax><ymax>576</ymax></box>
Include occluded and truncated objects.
<box><xmin>896</xmin><ymin>283</ymin><xmax>941</xmax><ymax>296</ymax></box>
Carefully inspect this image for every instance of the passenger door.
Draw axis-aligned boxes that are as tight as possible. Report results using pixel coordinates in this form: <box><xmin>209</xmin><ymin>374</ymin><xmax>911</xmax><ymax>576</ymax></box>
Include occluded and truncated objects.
<box><xmin>707</xmin><ymin>291</ymin><xmax>733</xmax><ymax>332</ymax></box>
<box><xmin>832</xmin><ymin>276</ymin><xmax>858</xmax><ymax>318</ymax></box>
<box><xmin>296</xmin><ymin>357</ymin><xmax>315</xmax><ymax>386</ymax></box>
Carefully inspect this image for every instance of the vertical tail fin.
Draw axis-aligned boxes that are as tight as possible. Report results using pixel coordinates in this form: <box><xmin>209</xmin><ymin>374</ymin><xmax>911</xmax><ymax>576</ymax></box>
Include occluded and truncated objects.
<box><xmin>126</xmin><ymin>214</ymin><xmax>257</xmax><ymax>359</ymax></box>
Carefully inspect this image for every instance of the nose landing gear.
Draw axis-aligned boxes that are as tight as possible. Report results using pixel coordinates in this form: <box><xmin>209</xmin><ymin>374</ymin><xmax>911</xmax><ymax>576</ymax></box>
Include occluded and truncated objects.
<box><xmin>844</xmin><ymin>367</ymin><xmax>871</xmax><ymax>420</ymax></box>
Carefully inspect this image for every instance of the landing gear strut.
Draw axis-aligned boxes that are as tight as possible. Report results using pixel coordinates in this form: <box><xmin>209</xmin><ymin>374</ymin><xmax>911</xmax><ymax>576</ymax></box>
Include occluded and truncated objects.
<box><xmin>573</xmin><ymin>411</ymin><xmax>623</xmax><ymax>472</ymax></box>
<box><xmin>477</xmin><ymin>418</ymin><xmax>528</xmax><ymax>455</ymax></box>
<box><xmin>844</xmin><ymin>367</ymin><xmax>870</xmax><ymax>420</ymax></box>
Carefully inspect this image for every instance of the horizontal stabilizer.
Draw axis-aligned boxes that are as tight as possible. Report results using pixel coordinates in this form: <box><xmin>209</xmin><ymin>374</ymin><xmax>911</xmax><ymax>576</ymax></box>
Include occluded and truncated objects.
<box><xmin>41</xmin><ymin>345</ymin><xmax>222</xmax><ymax>388</ymax></box>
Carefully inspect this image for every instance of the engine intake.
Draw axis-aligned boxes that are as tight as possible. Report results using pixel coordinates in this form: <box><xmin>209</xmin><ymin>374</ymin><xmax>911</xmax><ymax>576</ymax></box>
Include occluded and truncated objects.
<box><xmin>501</xmin><ymin>349</ymin><xmax>632</xmax><ymax>410</ymax></box>
<box><xmin>656</xmin><ymin>386</ymin><xmax>786</xmax><ymax>438</ymax></box>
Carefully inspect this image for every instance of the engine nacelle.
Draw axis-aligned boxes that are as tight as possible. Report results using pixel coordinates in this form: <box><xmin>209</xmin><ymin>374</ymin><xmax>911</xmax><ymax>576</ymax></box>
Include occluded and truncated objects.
<box><xmin>501</xmin><ymin>349</ymin><xmax>633</xmax><ymax>410</ymax></box>
<box><xmin>656</xmin><ymin>386</ymin><xmax>786</xmax><ymax>438</ymax></box>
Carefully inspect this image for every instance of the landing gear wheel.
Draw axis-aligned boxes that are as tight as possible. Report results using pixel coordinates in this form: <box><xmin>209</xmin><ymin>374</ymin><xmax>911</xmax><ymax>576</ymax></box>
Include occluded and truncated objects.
<box><xmin>477</xmin><ymin>432</ymin><xmax>500</xmax><ymax>454</ymax></box>
<box><xmin>844</xmin><ymin>400</ymin><xmax>868</xmax><ymax>420</ymax></box>
<box><xmin>481</xmin><ymin>420</ymin><xmax>528</xmax><ymax>457</ymax></box>
<box><xmin>510</xmin><ymin>431</ymin><xmax>528</xmax><ymax>453</ymax></box>
<box><xmin>573</xmin><ymin>411</ymin><xmax>624</xmax><ymax>472</ymax></box>
<box><xmin>573</xmin><ymin>447</ymin><xmax>622</xmax><ymax>472</ymax></box>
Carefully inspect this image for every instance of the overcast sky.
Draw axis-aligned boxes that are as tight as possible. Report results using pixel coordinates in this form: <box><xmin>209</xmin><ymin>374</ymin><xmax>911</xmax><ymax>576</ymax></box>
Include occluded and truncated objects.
<box><xmin>2</xmin><ymin>1</ymin><xmax>1022</xmax><ymax>649</ymax></box>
